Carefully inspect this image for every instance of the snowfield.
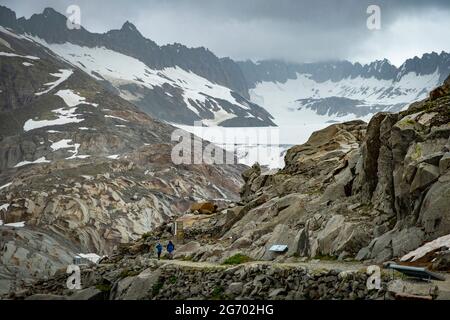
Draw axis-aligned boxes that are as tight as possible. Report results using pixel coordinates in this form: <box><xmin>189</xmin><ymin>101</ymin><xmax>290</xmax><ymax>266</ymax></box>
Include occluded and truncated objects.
<box><xmin>30</xmin><ymin>39</ymin><xmax>257</xmax><ymax>126</ymax></box>
<box><xmin>250</xmin><ymin>70</ymin><xmax>441</xmax><ymax>125</ymax></box>
<box><xmin>174</xmin><ymin>123</ymin><xmax>327</xmax><ymax>168</ymax></box>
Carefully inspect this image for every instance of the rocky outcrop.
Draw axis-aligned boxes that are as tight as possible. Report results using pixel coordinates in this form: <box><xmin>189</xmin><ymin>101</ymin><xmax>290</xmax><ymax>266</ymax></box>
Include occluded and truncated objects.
<box><xmin>189</xmin><ymin>202</ymin><xmax>218</xmax><ymax>215</ymax></box>
<box><xmin>169</xmin><ymin>121</ymin><xmax>373</xmax><ymax>263</ymax></box>
<box><xmin>354</xmin><ymin>75</ymin><xmax>450</xmax><ymax>262</ymax></box>
<box><xmin>0</xmin><ymin>227</ymin><xmax>76</xmax><ymax>295</ymax></box>
<box><xmin>170</xmin><ymin>76</ymin><xmax>450</xmax><ymax>266</ymax></box>
<box><xmin>0</xmin><ymin>143</ymin><xmax>244</xmax><ymax>293</ymax></box>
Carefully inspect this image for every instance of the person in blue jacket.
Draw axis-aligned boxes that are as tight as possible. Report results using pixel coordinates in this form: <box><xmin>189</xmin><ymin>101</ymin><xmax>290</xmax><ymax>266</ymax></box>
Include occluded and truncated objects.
<box><xmin>156</xmin><ymin>242</ymin><xmax>163</xmax><ymax>260</ymax></box>
<box><xmin>167</xmin><ymin>240</ymin><xmax>175</xmax><ymax>259</ymax></box>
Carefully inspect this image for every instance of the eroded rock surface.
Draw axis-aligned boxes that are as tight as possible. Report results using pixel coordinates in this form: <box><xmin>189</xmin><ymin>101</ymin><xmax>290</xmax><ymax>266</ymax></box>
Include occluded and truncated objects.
<box><xmin>174</xmin><ymin>76</ymin><xmax>450</xmax><ymax>266</ymax></box>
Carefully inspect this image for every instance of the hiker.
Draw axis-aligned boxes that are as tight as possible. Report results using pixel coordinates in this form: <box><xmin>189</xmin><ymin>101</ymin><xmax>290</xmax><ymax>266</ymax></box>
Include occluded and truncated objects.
<box><xmin>167</xmin><ymin>240</ymin><xmax>175</xmax><ymax>259</ymax></box>
<box><xmin>156</xmin><ymin>242</ymin><xmax>163</xmax><ymax>260</ymax></box>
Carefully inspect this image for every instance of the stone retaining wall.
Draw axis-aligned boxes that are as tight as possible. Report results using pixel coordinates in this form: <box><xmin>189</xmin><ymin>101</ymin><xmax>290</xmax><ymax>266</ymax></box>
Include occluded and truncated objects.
<box><xmin>150</xmin><ymin>264</ymin><xmax>387</xmax><ymax>300</ymax></box>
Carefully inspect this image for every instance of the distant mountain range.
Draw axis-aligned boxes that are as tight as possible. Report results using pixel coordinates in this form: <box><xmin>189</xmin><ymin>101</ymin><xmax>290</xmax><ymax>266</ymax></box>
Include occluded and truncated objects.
<box><xmin>241</xmin><ymin>55</ymin><xmax>450</xmax><ymax>124</ymax></box>
<box><xmin>1</xmin><ymin>5</ymin><xmax>450</xmax><ymax>126</ymax></box>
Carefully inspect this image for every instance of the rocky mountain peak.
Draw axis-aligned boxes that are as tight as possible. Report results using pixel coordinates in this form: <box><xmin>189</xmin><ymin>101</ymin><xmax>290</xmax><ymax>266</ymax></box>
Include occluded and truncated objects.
<box><xmin>1</xmin><ymin>5</ymin><xmax>252</xmax><ymax>101</ymax></box>
<box><xmin>30</xmin><ymin>7</ymin><xmax>67</xmax><ymax>27</ymax></box>
<box><xmin>41</xmin><ymin>7</ymin><xmax>59</xmax><ymax>18</ymax></box>
<box><xmin>0</xmin><ymin>5</ymin><xmax>19</xmax><ymax>30</ymax></box>
<box><xmin>120</xmin><ymin>21</ymin><xmax>141</xmax><ymax>35</ymax></box>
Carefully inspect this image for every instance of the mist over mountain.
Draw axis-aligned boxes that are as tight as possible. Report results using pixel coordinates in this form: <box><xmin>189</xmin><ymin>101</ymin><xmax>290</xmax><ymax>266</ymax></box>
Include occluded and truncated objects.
<box><xmin>1</xmin><ymin>5</ymin><xmax>450</xmax><ymax>127</ymax></box>
<box><xmin>0</xmin><ymin>6</ymin><xmax>274</xmax><ymax>127</ymax></box>
<box><xmin>243</xmin><ymin>53</ymin><xmax>450</xmax><ymax>125</ymax></box>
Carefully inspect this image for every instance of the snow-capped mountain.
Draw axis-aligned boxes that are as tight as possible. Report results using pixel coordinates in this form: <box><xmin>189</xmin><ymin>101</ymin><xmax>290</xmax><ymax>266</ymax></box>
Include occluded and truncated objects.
<box><xmin>1</xmin><ymin>5</ymin><xmax>449</xmax><ymax>129</ymax></box>
<box><xmin>239</xmin><ymin>56</ymin><xmax>450</xmax><ymax>125</ymax></box>
<box><xmin>0</xmin><ymin>6</ymin><xmax>275</xmax><ymax>127</ymax></box>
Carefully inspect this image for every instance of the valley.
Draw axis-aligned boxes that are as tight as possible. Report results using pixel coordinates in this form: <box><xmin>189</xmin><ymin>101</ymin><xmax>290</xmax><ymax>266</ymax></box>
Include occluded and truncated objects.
<box><xmin>1</xmin><ymin>4</ymin><xmax>450</xmax><ymax>301</ymax></box>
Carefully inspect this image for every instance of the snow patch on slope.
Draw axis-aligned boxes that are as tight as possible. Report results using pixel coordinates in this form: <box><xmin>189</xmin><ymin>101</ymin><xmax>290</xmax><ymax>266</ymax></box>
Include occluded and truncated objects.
<box><xmin>24</xmin><ymin>106</ymin><xmax>84</xmax><ymax>131</ymax></box>
<box><xmin>64</xmin><ymin>142</ymin><xmax>90</xmax><ymax>160</ymax></box>
<box><xmin>35</xmin><ymin>69</ymin><xmax>73</xmax><ymax>96</ymax></box>
<box><xmin>105</xmin><ymin>115</ymin><xmax>128</xmax><ymax>122</ymax></box>
<box><xmin>0</xmin><ymin>51</ymin><xmax>39</xmax><ymax>60</ymax></box>
<box><xmin>0</xmin><ymin>182</ymin><xmax>12</xmax><ymax>191</ymax></box>
<box><xmin>76</xmin><ymin>253</ymin><xmax>103</xmax><ymax>264</ymax></box>
<box><xmin>14</xmin><ymin>157</ymin><xmax>50</xmax><ymax>168</ymax></box>
<box><xmin>401</xmin><ymin>234</ymin><xmax>450</xmax><ymax>262</ymax></box>
<box><xmin>0</xmin><ymin>221</ymin><xmax>25</xmax><ymax>228</ymax></box>
<box><xmin>0</xmin><ymin>26</ymin><xmax>32</xmax><ymax>41</ymax></box>
<box><xmin>32</xmin><ymin>41</ymin><xmax>254</xmax><ymax>126</ymax></box>
<box><xmin>24</xmin><ymin>89</ymin><xmax>97</xmax><ymax>131</ymax></box>
<box><xmin>50</xmin><ymin>139</ymin><xmax>73</xmax><ymax>151</ymax></box>
<box><xmin>55</xmin><ymin>89</ymin><xmax>98</xmax><ymax>107</ymax></box>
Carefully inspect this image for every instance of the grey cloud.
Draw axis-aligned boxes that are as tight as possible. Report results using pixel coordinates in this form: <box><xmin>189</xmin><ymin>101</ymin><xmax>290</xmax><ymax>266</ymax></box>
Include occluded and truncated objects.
<box><xmin>1</xmin><ymin>0</ymin><xmax>450</xmax><ymax>65</ymax></box>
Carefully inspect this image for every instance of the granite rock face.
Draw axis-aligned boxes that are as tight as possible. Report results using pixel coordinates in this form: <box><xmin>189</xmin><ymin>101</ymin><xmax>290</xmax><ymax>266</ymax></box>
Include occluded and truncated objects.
<box><xmin>355</xmin><ymin>76</ymin><xmax>450</xmax><ymax>262</ymax></box>
<box><xmin>172</xmin><ymin>76</ymin><xmax>450</xmax><ymax>265</ymax></box>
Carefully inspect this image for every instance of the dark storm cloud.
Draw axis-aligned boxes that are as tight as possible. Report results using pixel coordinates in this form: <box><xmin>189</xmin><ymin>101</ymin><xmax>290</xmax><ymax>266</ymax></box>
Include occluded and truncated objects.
<box><xmin>2</xmin><ymin>0</ymin><xmax>450</xmax><ymax>65</ymax></box>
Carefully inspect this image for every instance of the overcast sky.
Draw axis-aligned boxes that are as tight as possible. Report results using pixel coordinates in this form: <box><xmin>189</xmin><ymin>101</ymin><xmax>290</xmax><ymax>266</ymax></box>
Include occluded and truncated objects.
<box><xmin>2</xmin><ymin>0</ymin><xmax>450</xmax><ymax>66</ymax></box>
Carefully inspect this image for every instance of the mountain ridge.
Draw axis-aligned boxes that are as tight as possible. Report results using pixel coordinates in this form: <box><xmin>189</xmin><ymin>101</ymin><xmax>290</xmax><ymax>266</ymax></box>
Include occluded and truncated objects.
<box><xmin>2</xmin><ymin>5</ymin><xmax>450</xmax><ymax>126</ymax></box>
<box><xmin>3</xmin><ymin>5</ymin><xmax>449</xmax><ymax>103</ymax></box>
<box><xmin>0</xmin><ymin>5</ymin><xmax>279</xmax><ymax>127</ymax></box>
<box><xmin>238</xmin><ymin>52</ymin><xmax>450</xmax><ymax>88</ymax></box>
<box><xmin>0</xmin><ymin>24</ymin><xmax>246</xmax><ymax>293</ymax></box>
<box><xmin>0</xmin><ymin>6</ymin><xmax>251</xmax><ymax>98</ymax></box>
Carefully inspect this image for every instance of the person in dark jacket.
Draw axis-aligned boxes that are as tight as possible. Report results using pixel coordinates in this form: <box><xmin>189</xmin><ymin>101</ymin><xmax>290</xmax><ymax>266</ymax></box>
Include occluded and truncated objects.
<box><xmin>156</xmin><ymin>242</ymin><xmax>163</xmax><ymax>260</ymax></box>
<box><xmin>167</xmin><ymin>241</ymin><xmax>175</xmax><ymax>259</ymax></box>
